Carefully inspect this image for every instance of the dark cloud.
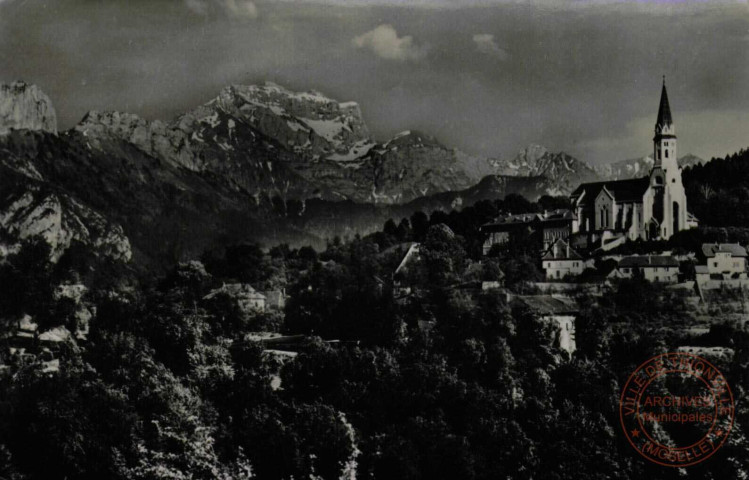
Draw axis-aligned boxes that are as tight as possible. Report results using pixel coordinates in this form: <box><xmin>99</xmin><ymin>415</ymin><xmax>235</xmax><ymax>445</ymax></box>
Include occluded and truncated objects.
<box><xmin>1</xmin><ymin>0</ymin><xmax>747</xmax><ymax>164</ymax></box>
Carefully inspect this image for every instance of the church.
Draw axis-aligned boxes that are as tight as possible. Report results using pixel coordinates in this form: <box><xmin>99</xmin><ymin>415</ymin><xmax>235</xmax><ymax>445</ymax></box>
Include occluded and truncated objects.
<box><xmin>569</xmin><ymin>79</ymin><xmax>693</xmax><ymax>247</ymax></box>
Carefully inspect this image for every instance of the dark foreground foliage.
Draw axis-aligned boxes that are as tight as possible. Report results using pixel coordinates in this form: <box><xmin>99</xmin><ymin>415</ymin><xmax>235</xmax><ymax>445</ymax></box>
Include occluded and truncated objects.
<box><xmin>2</xmin><ymin>149</ymin><xmax>749</xmax><ymax>479</ymax></box>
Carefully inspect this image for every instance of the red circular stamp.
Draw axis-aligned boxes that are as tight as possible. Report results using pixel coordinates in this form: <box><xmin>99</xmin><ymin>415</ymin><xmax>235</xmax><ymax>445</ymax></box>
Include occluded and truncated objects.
<box><xmin>619</xmin><ymin>352</ymin><xmax>735</xmax><ymax>467</ymax></box>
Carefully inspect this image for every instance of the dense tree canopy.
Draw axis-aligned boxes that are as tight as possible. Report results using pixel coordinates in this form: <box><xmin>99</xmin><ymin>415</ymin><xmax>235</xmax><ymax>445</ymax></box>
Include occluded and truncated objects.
<box><xmin>3</xmin><ymin>148</ymin><xmax>749</xmax><ymax>478</ymax></box>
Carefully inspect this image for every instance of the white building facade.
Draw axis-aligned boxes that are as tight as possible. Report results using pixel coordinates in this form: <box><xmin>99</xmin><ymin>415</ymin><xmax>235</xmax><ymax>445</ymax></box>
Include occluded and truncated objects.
<box><xmin>542</xmin><ymin>238</ymin><xmax>586</xmax><ymax>280</ymax></box>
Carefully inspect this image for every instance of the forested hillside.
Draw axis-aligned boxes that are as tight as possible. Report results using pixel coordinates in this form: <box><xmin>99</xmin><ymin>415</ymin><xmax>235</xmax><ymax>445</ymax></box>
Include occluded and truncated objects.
<box><xmin>1</xmin><ymin>200</ymin><xmax>748</xmax><ymax>479</ymax></box>
<box><xmin>684</xmin><ymin>148</ymin><xmax>749</xmax><ymax>227</ymax></box>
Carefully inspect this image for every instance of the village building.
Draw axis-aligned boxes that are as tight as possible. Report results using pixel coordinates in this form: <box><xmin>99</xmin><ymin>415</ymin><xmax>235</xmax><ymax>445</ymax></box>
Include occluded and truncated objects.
<box><xmin>609</xmin><ymin>255</ymin><xmax>680</xmax><ymax>283</ymax></box>
<box><xmin>264</xmin><ymin>289</ymin><xmax>287</xmax><ymax>310</ymax></box>
<box><xmin>483</xmin><ymin>81</ymin><xmax>696</xmax><ymax>256</ymax></box>
<box><xmin>204</xmin><ymin>283</ymin><xmax>267</xmax><ymax>313</ymax></box>
<box><xmin>541</xmin><ymin>238</ymin><xmax>586</xmax><ymax>280</ymax></box>
<box><xmin>570</xmin><ymin>79</ymin><xmax>694</xmax><ymax>248</ymax></box>
<box><xmin>697</xmin><ymin>243</ymin><xmax>747</xmax><ymax>281</ymax></box>
<box><xmin>512</xmin><ymin>295</ymin><xmax>578</xmax><ymax>355</ymax></box>
<box><xmin>481</xmin><ymin>209</ymin><xmax>576</xmax><ymax>255</ymax></box>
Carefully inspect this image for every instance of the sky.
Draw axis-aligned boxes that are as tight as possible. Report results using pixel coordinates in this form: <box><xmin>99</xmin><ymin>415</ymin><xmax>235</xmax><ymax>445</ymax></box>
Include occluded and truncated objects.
<box><xmin>1</xmin><ymin>0</ymin><xmax>748</xmax><ymax>165</ymax></box>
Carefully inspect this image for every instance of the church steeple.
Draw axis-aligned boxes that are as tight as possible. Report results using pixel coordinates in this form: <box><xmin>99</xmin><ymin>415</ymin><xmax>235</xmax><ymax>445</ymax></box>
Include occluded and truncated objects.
<box><xmin>653</xmin><ymin>77</ymin><xmax>677</xmax><ymax>173</ymax></box>
<box><xmin>656</xmin><ymin>76</ymin><xmax>673</xmax><ymax>132</ymax></box>
<box><xmin>648</xmin><ymin>76</ymin><xmax>687</xmax><ymax>240</ymax></box>
<box><xmin>655</xmin><ymin>76</ymin><xmax>675</xmax><ymax>138</ymax></box>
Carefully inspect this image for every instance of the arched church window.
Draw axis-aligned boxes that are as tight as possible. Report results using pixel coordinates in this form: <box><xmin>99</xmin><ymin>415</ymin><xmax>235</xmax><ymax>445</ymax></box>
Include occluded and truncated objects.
<box><xmin>665</xmin><ymin>149</ymin><xmax>669</xmax><ymax>158</ymax></box>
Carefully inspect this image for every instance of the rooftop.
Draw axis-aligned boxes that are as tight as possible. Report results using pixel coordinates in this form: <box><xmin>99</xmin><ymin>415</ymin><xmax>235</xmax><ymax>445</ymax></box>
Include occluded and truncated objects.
<box><xmin>542</xmin><ymin>238</ymin><xmax>583</xmax><ymax>261</ymax></box>
<box><xmin>701</xmin><ymin>243</ymin><xmax>748</xmax><ymax>258</ymax></box>
<box><xmin>483</xmin><ymin>209</ymin><xmax>576</xmax><ymax>229</ymax></box>
<box><xmin>513</xmin><ymin>295</ymin><xmax>579</xmax><ymax>315</ymax></box>
<box><xmin>570</xmin><ymin>177</ymin><xmax>650</xmax><ymax>204</ymax></box>
<box><xmin>656</xmin><ymin>80</ymin><xmax>674</xmax><ymax>129</ymax></box>
<box><xmin>618</xmin><ymin>255</ymin><xmax>680</xmax><ymax>268</ymax></box>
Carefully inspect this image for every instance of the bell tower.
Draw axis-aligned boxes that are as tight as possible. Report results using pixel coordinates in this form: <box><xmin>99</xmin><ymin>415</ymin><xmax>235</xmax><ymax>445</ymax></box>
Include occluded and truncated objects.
<box><xmin>653</xmin><ymin>76</ymin><xmax>678</xmax><ymax>177</ymax></box>
<box><xmin>649</xmin><ymin>76</ymin><xmax>686</xmax><ymax>238</ymax></box>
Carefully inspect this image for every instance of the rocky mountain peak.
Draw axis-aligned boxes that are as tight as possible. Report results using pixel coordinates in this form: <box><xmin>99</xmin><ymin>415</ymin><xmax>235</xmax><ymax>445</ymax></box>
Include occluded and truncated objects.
<box><xmin>516</xmin><ymin>144</ymin><xmax>550</xmax><ymax>164</ymax></box>
<box><xmin>488</xmin><ymin>144</ymin><xmax>600</xmax><ymax>195</ymax></box>
<box><xmin>0</xmin><ymin>81</ymin><xmax>57</xmax><ymax>135</ymax></box>
<box><xmin>203</xmin><ymin>82</ymin><xmax>374</xmax><ymax>160</ymax></box>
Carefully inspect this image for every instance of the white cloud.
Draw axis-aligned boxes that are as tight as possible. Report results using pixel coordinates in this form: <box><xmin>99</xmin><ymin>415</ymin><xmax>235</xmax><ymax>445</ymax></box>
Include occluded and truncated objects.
<box><xmin>353</xmin><ymin>24</ymin><xmax>427</xmax><ymax>61</ymax></box>
<box><xmin>472</xmin><ymin>33</ymin><xmax>509</xmax><ymax>60</ymax></box>
<box><xmin>185</xmin><ymin>0</ymin><xmax>210</xmax><ymax>15</ymax></box>
<box><xmin>184</xmin><ymin>0</ymin><xmax>258</xmax><ymax>19</ymax></box>
<box><xmin>224</xmin><ymin>0</ymin><xmax>258</xmax><ymax>18</ymax></box>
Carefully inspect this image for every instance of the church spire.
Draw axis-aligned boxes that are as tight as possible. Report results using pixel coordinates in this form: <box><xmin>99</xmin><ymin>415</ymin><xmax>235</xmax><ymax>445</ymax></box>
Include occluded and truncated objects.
<box><xmin>656</xmin><ymin>76</ymin><xmax>673</xmax><ymax>131</ymax></box>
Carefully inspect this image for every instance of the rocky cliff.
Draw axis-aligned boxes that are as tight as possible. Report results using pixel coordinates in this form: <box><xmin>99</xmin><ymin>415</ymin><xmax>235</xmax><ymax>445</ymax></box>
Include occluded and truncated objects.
<box><xmin>363</xmin><ymin>131</ymin><xmax>494</xmax><ymax>203</ymax></box>
<box><xmin>74</xmin><ymin>83</ymin><xmax>494</xmax><ymax>204</ymax></box>
<box><xmin>204</xmin><ymin>83</ymin><xmax>374</xmax><ymax>161</ymax></box>
<box><xmin>0</xmin><ymin>82</ymin><xmax>57</xmax><ymax>135</ymax></box>
<box><xmin>0</xmin><ymin>143</ymin><xmax>131</xmax><ymax>262</ymax></box>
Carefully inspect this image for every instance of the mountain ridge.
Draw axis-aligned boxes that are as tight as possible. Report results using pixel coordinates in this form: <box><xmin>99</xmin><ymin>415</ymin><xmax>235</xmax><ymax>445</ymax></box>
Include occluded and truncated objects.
<box><xmin>5</xmin><ymin>81</ymin><xmax>701</xmax><ymax>270</ymax></box>
<box><xmin>594</xmin><ymin>153</ymin><xmax>707</xmax><ymax>180</ymax></box>
<box><xmin>489</xmin><ymin>144</ymin><xmax>602</xmax><ymax>195</ymax></box>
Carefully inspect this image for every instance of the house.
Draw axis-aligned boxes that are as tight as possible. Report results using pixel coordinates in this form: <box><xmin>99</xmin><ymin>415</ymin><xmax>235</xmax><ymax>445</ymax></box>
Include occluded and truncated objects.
<box><xmin>481</xmin><ymin>209</ymin><xmax>577</xmax><ymax>255</ymax></box>
<box><xmin>512</xmin><ymin>295</ymin><xmax>578</xmax><ymax>355</ymax></box>
<box><xmin>699</xmin><ymin>243</ymin><xmax>747</xmax><ymax>280</ymax></box>
<box><xmin>264</xmin><ymin>289</ymin><xmax>287</xmax><ymax>310</ymax></box>
<box><xmin>204</xmin><ymin>283</ymin><xmax>266</xmax><ymax>313</ymax></box>
<box><xmin>570</xmin><ymin>80</ymin><xmax>695</xmax><ymax>248</ymax></box>
<box><xmin>610</xmin><ymin>255</ymin><xmax>680</xmax><ymax>283</ymax></box>
<box><xmin>542</xmin><ymin>238</ymin><xmax>585</xmax><ymax>280</ymax></box>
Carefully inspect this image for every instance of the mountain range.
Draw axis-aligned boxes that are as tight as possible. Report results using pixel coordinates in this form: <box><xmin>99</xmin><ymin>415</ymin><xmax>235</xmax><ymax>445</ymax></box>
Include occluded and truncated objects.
<box><xmin>594</xmin><ymin>153</ymin><xmax>706</xmax><ymax>180</ymax></box>
<box><xmin>0</xmin><ymin>81</ymin><xmax>706</xmax><ymax>268</ymax></box>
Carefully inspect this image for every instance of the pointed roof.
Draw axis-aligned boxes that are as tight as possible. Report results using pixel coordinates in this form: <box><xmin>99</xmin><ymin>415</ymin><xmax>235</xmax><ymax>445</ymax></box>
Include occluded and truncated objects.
<box><xmin>656</xmin><ymin>77</ymin><xmax>673</xmax><ymax>128</ymax></box>
<box><xmin>542</xmin><ymin>238</ymin><xmax>583</xmax><ymax>261</ymax></box>
<box><xmin>618</xmin><ymin>255</ymin><xmax>679</xmax><ymax>268</ymax></box>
